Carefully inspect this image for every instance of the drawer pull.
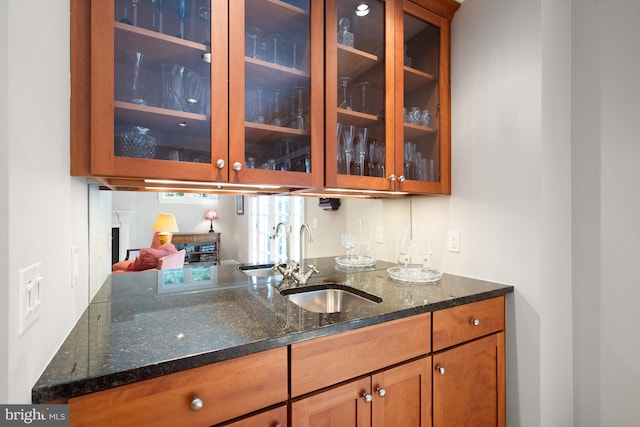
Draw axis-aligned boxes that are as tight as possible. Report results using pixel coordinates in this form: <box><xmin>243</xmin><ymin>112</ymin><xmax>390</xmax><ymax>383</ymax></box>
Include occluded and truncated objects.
<box><xmin>216</xmin><ymin>159</ymin><xmax>225</xmax><ymax>169</ymax></box>
<box><xmin>233</xmin><ymin>162</ymin><xmax>243</xmax><ymax>171</ymax></box>
<box><xmin>362</xmin><ymin>392</ymin><xmax>373</xmax><ymax>403</ymax></box>
<box><xmin>190</xmin><ymin>396</ymin><xmax>204</xmax><ymax>411</ymax></box>
<box><xmin>376</xmin><ymin>387</ymin><xmax>386</xmax><ymax>397</ymax></box>
<box><xmin>471</xmin><ymin>318</ymin><xmax>480</xmax><ymax>326</ymax></box>
<box><xmin>436</xmin><ymin>365</ymin><xmax>446</xmax><ymax>375</ymax></box>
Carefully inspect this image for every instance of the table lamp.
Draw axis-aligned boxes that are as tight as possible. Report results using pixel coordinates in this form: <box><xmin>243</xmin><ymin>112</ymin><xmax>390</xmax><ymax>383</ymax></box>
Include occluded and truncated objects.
<box><xmin>152</xmin><ymin>213</ymin><xmax>179</xmax><ymax>244</ymax></box>
<box><xmin>205</xmin><ymin>210</ymin><xmax>219</xmax><ymax>233</ymax></box>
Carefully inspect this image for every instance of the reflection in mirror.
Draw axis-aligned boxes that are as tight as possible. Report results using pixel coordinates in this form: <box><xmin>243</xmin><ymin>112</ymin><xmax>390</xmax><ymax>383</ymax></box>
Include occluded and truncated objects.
<box><xmin>88</xmin><ymin>184</ymin><xmax>411</xmax><ymax>301</ymax></box>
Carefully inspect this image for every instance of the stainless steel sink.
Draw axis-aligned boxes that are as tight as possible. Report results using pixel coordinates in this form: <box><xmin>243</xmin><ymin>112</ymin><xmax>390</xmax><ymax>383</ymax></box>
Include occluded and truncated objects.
<box><xmin>280</xmin><ymin>283</ymin><xmax>382</xmax><ymax>313</ymax></box>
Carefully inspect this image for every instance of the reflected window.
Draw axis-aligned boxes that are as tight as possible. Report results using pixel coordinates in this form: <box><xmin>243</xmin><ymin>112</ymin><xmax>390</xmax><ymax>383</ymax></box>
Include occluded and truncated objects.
<box><xmin>249</xmin><ymin>196</ymin><xmax>304</xmax><ymax>264</ymax></box>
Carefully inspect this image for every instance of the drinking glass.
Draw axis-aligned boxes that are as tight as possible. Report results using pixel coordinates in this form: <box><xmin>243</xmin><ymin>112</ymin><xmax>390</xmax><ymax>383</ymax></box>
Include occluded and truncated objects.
<box><xmin>341</xmin><ymin>124</ymin><xmax>356</xmax><ymax>175</ymax></box>
<box><xmin>337</xmin><ymin>122</ymin><xmax>345</xmax><ymax>173</ymax></box>
<box><xmin>356</xmin><ymin>127</ymin><xmax>369</xmax><ymax>176</ymax></box>
<box><xmin>175</xmin><ymin>0</ymin><xmax>187</xmax><ymax>39</ymax></box>
<box><xmin>199</xmin><ymin>6</ymin><xmax>211</xmax><ymax>46</ymax></box>
<box><xmin>341</xmin><ymin>233</ymin><xmax>355</xmax><ymax>258</ymax></box>
<box><xmin>267</xmin><ymin>34</ymin><xmax>285</xmax><ymax>65</ymax></box>
<box><xmin>270</xmin><ymin>89</ymin><xmax>283</xmax><ymax>126</ymax></box>
<box><xmin>161</xmin><ymin>63</ymin><xmax>185</xmax><ymax>111</ymax></box>
<box><xmin>292</xmin><ymin>86</ymin><xmax>307</xmax><ymax>130</ymax></box>
<box><xmin>122</xmin><ymin>51</ymin><xmax>148</xmax><ymax>105</ymax></box>
<box><xmin>246</xmin><ymin>27</ymin><xmax>263</xmax><ymax>59</ymax></box>
<box><xmin>131</xmin><ymin>0</ymin><xmax>141</xmax><ymax>26</ymax></box>
<box><xmin>154</xmin><ymin>0</ymin><xmax>165</xmax><ymax>33</ymax></box>
<box><xmin>357</xmin><ymin>81</ymin><xmax>369</xmax><ymax>114</ymax></box>
<box><xmin>374</xmin><ymin>143</ymin><xmax>385</xmax><ymax>177</ymax></box>
<box><xmin>338</xmin><ymin>77</ymin><xmax>351</xmax><ymax>110</ymax></box>
<box><xmin>288</xmin><ymin>39</ymin><xmax>300</xmax><ymax>70</ymax></box>
<box><xmin>254</xmin><ymin>87</ymin><xmax>265</xmax><ymax>124</ymax></box>
<box><xmin>183</xmin><ymin>70</ymin><xmax>203</xmax><ymax>113</ymax></box>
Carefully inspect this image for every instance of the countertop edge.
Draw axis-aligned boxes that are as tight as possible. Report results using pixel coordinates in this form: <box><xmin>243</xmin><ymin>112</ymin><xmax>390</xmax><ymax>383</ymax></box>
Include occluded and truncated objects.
<box><xmin>32</xmin><ymin>285</ymin><xmax>513</xmax><ymax>403</ymax></box>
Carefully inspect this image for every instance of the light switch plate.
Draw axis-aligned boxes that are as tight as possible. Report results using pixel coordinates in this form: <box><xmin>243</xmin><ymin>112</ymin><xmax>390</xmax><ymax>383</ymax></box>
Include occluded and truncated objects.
<box><xmin>19</xmin><ymin>262</ymin><xmax>42</xmax><ymax>335</ymax></box>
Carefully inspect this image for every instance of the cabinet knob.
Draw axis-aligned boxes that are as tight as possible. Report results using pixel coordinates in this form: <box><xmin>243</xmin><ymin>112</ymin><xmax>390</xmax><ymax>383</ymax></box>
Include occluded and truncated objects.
<box><xmin>201</xmin><ymin>52</ymin><xmax>212</xmax><ymax>63</ymax></box>
<box><xmin>362</xmin><ymin>392</ymin><xmax>373</xmax><ymax>403</ymax></box>
<box><xmin>471</xmin><ymin>318</ymin><xmax>480</xmax><ymax>326</ymax></box>
<box><xmin>376</xmin><ymin>387</ymin><xmax>386</xmax><ymax>397</ymax></box>
<box><xmin>216</xmin><ymin>159</ymin><xmax>225</xmax><ymax>169</ymax></box>
<box><xmin>436</xmin><ymin>365</ymin><xmax>446</xmax><ymax>375</ymax></box>
<box><xmin>233</xmin><ymin>162</ymin><xmax>242</xmax><ymax>171</ymax></box>
<box><xmin>388</xmin><ymin>174</ymin><xmax>396</xmax><ymax>182</ymax></box>
<box><xmin>398</xmin><ymin>175</ymin><xmax>406</xmax><ymax>182</ymax></box>
<box><xmin>190</xmin><ymin>396</ymin><xmax>204</xmax><ymax>411</ymax></box>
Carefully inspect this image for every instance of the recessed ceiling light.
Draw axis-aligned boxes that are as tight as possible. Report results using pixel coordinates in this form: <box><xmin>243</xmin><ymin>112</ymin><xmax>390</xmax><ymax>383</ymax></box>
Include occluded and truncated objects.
<box><xmin>355</xmin><ymin>3</ymin><xmax>370</xmax><ymax>16</ymax></box>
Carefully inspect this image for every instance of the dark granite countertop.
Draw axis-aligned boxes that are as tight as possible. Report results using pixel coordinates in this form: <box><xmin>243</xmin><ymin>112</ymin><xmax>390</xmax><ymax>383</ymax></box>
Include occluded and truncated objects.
<box><xmin>32</xmin><ymin>257</ymin><xmax>513</xmax><ymax>403</ymax></box>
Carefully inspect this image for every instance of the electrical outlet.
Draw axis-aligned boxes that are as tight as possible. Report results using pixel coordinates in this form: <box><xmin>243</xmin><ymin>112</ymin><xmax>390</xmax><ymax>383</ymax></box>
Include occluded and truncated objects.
<box><xmin>448</xmin><ymin>231</ymin><xmax>460</xmax><ymax>253</ymax></box>
<box><xmin>311</xmin><ymin>218</ymin><xmax>318</xmax><ymax>229</ymax></box>
<box><xmin>71</xmin><ymin>247</ymin><xmax>79</xmax><ymax>288</ymax></box>
<box><xmin>19</xmin><ymin>262</ymin><xmax>42</xmax><ymax>335</ymax></box>
<box><xmin>375</xmin><ymin>227</ymin><xmax>384</xmax><ymax>243</ymax></box>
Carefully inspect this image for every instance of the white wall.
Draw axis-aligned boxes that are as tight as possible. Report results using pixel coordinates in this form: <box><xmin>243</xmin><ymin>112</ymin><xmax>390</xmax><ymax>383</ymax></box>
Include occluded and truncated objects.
<box><xmin>423</xmin><ymin>0</ymin><xmax>573</xmax><ymax>425</ymax></box>
<box><xmin>572</xmin><ymin>1</ymin><xmax>640</xmax><ymax>426</ymax></box>
<box><xmin>2</xmin><ymin>0</ymin><xmax>89</xmax><ymax>403</ymax></box>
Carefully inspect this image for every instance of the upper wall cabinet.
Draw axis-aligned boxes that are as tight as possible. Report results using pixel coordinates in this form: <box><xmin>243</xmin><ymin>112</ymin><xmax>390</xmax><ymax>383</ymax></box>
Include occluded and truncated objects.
<box><xmin>71</xmin><ymin>0</ymin><xmax>323</xmax><ymax>189</ymax></box>
<box><xmin>325</xmin><ymin>0</ymin><xmax>458</xmax><ymax>195</ymax></box>
<box><xmin>71</xmin><ymin>0</ymin><xmax>456</xmax><ymax>194</ymax></box>
<box><xmin>73</xmin><ymin>0</ymin><xmax>230</xmax><ymax>183</ymax></box>
<box><xmin>228</xmin><ymin>0</ymin><xmax>324</xmax><ymax>188</ymax></box>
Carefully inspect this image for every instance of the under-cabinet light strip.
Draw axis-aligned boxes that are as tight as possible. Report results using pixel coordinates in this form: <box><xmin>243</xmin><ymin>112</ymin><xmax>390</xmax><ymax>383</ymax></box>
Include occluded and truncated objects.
<box><xmin>144</xmin><ymin>179</ymin><xmax>283</xmax><ymax>190</ymax></box>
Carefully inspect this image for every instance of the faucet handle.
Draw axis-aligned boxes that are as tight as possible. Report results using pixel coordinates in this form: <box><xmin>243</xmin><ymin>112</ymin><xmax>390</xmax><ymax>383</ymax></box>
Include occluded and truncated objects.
<box><xmin>307</xmin><ymin>265</ymin><xmax>319</xmax><ymax>274</ymax></box>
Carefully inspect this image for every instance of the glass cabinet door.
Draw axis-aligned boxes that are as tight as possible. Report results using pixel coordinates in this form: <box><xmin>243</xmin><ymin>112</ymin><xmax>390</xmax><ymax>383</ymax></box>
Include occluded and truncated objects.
<box><xmin>229</xmin><ymin>0</ymin><xmax>323</xmax><ymax>188</ymax></box>
<box><xmin>396</xmin><ymin>1</ymin><xmax>451</xmax><ymax>194</ymax></box>
<box><xmin>91</xmin><ymin>0</ymin><xmax>227</xmax><ymax>182</ymax></box>
<box><xmin>326</xmin><ymin>0</ymin><xmax>394</xmax><ymax>191</ymax></box>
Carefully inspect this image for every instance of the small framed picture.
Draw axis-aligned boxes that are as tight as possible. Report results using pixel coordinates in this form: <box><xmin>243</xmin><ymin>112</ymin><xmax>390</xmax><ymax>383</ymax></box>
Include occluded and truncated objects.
<box><xmin>236</xmin><ymin>195</ymin><xmax>244</xmax><ymax>215</ymax></box>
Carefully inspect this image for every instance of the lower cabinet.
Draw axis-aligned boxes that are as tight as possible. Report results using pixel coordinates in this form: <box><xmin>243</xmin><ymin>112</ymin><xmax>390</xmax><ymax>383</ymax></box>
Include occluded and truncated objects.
<box><xmin>219</xmin><ymin>404</ymin><xmax>287</xmax><ymax>427</ymax></box>
<box><xmin>68</xmin><ymin>347</ymin><xmax>287</xmax><ymax>427</ymax></box>
<box><xmin>431</xmin><ymin>296</ymin><xmax>506</xmax><ymax>427</ymax></box>
<box><xmin>291</xmin><ymin>357</ymin><xmax>431</xmax><ymax>427</ymax></box>
<box><xmin>433</xmin><ymin>333</ymin><xmax>505</xmax><ymax>427</ymax></box>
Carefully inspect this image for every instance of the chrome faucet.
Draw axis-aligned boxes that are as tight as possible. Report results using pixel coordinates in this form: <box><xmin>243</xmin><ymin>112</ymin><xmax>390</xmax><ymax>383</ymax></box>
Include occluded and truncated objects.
<box><xmin>271</xmin><ymin>221</ymin><xmax>293</xmax><ymax>277</ymax></box>
<box><xmin>290</xmin><ymin>223</ymin><xmax>319</xmax><ymax>286</ymax></box>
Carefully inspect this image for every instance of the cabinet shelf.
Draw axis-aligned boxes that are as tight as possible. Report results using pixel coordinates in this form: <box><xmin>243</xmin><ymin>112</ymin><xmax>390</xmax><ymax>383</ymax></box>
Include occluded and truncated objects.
<box><xmin>114</xmin><ymin>101</ymin><xmax>210</xmax><ymax>135</ymax></box>
<box><xmin>337</xmin><ymin>45</ymin><xmax>380</xmax><ymax>80</ymax></box>
<box><xmin>404</xmin><ymin>66</ymin><xmax>437</xmax><ymax>91</ymax></box>
<box><xmin>114</xmin><ymin>22</ymin><xmax>209</xmax><ymax>64</ymax></box>
<box><xmin>245</xmin><ymin>121</ymin><xmax>309</xmax><ymax>143</ymax></box>
<box><xmin>337</xmin><ymin>108</ymin><xmax>381</xmax><ymax>127</ymax></box>
<box><xmin>246</xmin><ymin>0</ymin><xmax>309</xmax><ymax>36</ymax></box>
<box><xmin>245</xmin><ymin>57</ymin><xmax>310</xmax><ymax>89</ymax></box>
<box><xmin>404</xmin><ymin>123</ymin><xmax>437</xmax><ymax>140</ymax></box>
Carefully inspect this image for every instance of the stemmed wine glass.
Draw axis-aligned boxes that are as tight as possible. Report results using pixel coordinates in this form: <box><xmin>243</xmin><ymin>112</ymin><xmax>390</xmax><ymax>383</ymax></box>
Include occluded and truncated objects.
<box><xmin>154</xmin><ymin>0</ymin><xmax>165</xmax><ymax>33</ymax></box>
<box><xmin>338</xmin><ymin>76</ymin><xmax>351</xmax><ymax>110</ymax></box>
<box><xmin>254</xmin><ymin>87</ymin><xmax>265</xmax><ymax>124</ymax></box>
<box><xmin>293</xmin><ymin>86</ymin><xmax>307</xmax><ymax>130</ymax></box>
<box><xmin>199</xmin><ymin>6</ymin><xmax>211</xmax><ymax>46</ymax></box>
<box><xmin>267</xmin><ymin>34</ymin><xmax>284</xmax><ymax>65</ymax></box>
<box><xmin>270</xmin><ymin>89</ymin><xmax>283</xmax><ymax>126</ymax></box>
<box><xmin>246</xmin><ymin>27</ymin><xmax>263</xmax><ymax>59</ymax></box>
<box><xmin>357</xmin><ymin>81</ymin><xmax>369</xmax><ymax>114</ymax></box>
<box><xmin>341</xmin><ymin>233</ymin><xmax>355</xmax><ymax>258</ymax></box>
<box><xmin>175</xmin><ymin>0</ymin><xmax>187</xmax><ymax>39</ymax></box>
<box><xmin>131</xmin><ymin>0</ymin><xmax>141</xmax><ymax>26</ymax></box>
<box><xmin>341</xmin><ymin>124</ymin><xmax>356</xmax><ymax>175</ymax></box>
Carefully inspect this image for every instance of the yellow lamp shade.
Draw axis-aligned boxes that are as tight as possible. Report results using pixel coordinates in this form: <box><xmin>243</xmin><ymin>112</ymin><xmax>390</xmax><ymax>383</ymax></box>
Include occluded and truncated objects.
<box><xmin>152</xmin><ymin>213</ymin><xmax>179</xmax><ymax>244</ymax></box>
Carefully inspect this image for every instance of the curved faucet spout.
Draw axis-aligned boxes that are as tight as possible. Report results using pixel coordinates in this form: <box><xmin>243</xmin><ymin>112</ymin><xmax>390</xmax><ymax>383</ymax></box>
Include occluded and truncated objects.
<box><xmin>292</xmin><ymin>223</ymin><xmax>318</xmax><ymax>285</ymax></box>
<box><xmin>273</xmin><ymin>221</ymin><xmax>291</xmax><ymax>267</ymax></box>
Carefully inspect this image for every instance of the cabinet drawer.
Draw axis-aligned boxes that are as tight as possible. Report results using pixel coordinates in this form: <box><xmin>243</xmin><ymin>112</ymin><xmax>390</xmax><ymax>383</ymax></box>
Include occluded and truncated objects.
<box><xmin>220</xmin><ymin>404</ymin><xmax>287</xmax><ymax>427</ymax></box>
<box><xmin>432</xmin><ymin>296</ymin><xmax>505</xmax><ymax>351</ymax></box>
<box><xmin>291</xmin><ymin>313</ymin><xmax>430</xmax><ymax>397</ymax></box>
<box><xmin>69</xmin><ymin>347</ymin><xmax>287</xmax><ymax>427</ymax></box>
